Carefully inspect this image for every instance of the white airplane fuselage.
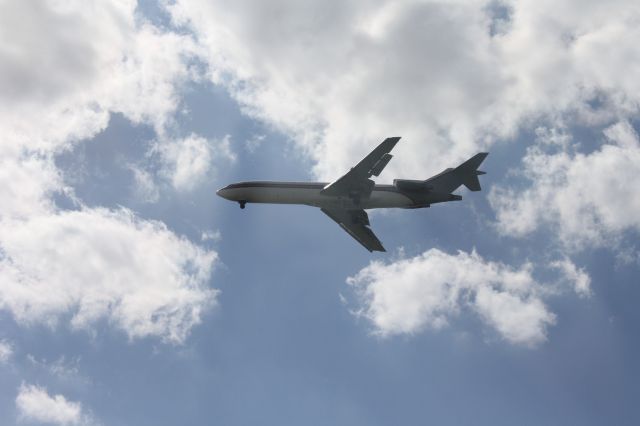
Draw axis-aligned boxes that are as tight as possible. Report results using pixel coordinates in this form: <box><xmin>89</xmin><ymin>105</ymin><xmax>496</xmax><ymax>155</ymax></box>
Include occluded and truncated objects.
<box><xmin>216</xmin><ymin>181</ymin><xmax>460</xmax><ymax>210</ymax></box>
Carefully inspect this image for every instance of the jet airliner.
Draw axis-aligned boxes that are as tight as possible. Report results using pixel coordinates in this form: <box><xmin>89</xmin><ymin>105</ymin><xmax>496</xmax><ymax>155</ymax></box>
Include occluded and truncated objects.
<box><xmin>217</xmin><ymin>137</ymin><xmax>488</xmax><ymax>252</ymax></box>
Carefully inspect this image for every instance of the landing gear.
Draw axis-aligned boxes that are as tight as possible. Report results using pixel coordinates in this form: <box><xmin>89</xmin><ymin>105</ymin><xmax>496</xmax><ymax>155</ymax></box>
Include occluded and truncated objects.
<box><xmin>239</xmin><ymin>200</ymin><xmax>246</xmax><ymax>209</ymax></box>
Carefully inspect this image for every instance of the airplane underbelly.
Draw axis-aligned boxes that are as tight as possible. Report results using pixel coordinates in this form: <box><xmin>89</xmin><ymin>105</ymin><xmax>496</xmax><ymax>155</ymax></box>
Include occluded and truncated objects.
<box><xmin>225</xmin><ymin>186</ymin><xmax>413</xmax><ymax>209</ymax></box>
<box><xmin>242</xmin><ymin>187</ymin><xmax>321</xmax><ymax>204</ymax></box>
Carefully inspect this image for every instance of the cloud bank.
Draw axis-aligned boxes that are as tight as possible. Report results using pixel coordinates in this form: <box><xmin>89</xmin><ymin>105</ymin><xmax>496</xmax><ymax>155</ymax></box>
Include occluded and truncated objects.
<box><xmin>168</xmin><ymin>0</ymin><xmax>640</xmax><ymax>180</ymax></box>
<box><xmin>0</xmin><ymin>0</ymin><xmax>219</xmax><ymax>343</ymax></box>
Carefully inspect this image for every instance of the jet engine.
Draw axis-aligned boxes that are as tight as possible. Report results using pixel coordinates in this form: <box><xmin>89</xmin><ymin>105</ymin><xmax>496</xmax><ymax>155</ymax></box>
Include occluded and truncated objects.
<box><xmin>393</xmin><ymin>179</ymin><xmax>432</xmax><ymax>193</ymax></box>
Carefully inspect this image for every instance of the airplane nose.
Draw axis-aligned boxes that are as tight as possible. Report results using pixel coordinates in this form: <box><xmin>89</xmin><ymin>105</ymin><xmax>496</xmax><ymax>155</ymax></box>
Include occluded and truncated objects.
<box><xmin>216</xmin><ymin>187</ymin><xmax>230</xmax><ymax>199</ymax></box>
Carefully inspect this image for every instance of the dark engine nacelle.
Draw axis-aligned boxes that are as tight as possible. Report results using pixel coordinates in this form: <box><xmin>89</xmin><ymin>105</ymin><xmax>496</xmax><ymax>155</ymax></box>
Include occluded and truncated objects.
<box><xmin>393</xmin><ymin>179</ymin><xmax>432</xmax><ymax>193</ymax></box>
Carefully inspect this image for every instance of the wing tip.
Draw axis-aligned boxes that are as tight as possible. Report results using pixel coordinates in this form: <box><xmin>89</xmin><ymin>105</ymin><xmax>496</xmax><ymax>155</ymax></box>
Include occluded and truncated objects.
<box><xmin>369</xmin><ymin>240</ymin><xmax>386</xmax><ymax>252</ymax></box>
<box><xmin>385</xmin><ymin>136</ymin><xmax>401</xmax><ymax>144</ymax></box>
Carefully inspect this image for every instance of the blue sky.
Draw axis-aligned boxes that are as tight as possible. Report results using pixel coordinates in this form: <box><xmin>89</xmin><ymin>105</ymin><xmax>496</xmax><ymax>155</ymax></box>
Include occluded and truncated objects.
<box><xmin>1</xmin><ymin>1</ymin><xmax>640</xmax><ymax>425</ymax></box>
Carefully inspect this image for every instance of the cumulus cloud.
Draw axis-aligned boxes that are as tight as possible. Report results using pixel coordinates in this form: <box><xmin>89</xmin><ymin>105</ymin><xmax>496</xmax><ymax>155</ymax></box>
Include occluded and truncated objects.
<box><xmin>16</xmin><ymin>384</ymin><xmax>91</xmax><ymax>426</ymax></box>
<box><xmin>0</xmin><ymin>0</ymin><xmax>203</xmax><ymax>212</ymax></box>
<box><xmin>490</xmin><ymin>121</ymin><xmax>640</xmax><ymax>250</ymax></box>
<box><xmin>0</xmin><ymin>0</ymin><xmax>198</xmax><ymax>155</ymax></box>
<box><xmin>168</xmin><ymin>0</ymin><xmax>640</xmax><ymax>180</ymax></box>
<box><xmin>0</xmin><ymin>208</ymin><xmax>217</xmax><ymax>343</ymax></box>
<box><xmin>0</xmin><ymin>0</ymin><xmax>201</xmax><ymax>212</ymax></box>
<box><xmin>346</xmin><ymin>249</ymin><xmax>572</xmax><ymax>346</ymax></box>
<box><xmin>0</xmin><ymin>1</ymin><xmax>220</xmax><ymax>343</ymax></box>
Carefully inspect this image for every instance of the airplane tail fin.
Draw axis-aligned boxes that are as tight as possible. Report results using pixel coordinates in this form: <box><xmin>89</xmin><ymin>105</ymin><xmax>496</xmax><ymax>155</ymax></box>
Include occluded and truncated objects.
<box><xmin>455</xmin><ymin>153</ymin><xmax>488</xmax><ymax>192</ymax></box>
<box><xmin>425</xmin><ymin>152</ymin><xmax>488</xmax><ymax>193</ymax></box>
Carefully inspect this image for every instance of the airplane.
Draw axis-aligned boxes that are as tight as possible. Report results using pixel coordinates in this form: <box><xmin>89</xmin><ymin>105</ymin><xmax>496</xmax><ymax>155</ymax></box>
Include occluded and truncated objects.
<box><xmin>216</xmin><ymin>137</ymin><xmax>488</xmax><ymax>252</ymax></box>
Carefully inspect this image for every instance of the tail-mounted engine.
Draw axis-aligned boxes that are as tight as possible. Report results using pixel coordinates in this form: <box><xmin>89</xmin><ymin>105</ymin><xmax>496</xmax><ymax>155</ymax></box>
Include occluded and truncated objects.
<box><xmin>393</xmin><ymin>179</ymin><xmax>432</xmax><ymax>193</ymax></box>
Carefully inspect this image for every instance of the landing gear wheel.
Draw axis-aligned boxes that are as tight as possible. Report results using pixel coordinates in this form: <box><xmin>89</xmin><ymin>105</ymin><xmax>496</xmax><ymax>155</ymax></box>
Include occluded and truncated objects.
<box><xmin>239</xmin><ymin>201</ymin><xmax>246</xmax><ymax>209</ymax></box>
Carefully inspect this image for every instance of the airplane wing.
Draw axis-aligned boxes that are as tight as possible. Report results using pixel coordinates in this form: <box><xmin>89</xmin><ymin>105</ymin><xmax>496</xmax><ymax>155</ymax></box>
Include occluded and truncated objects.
<box><xmin>320</xmin><ymin>137</ymin><xmax>401</xmax><ymax>199</ymax></box>
<box><xmin>321</xmin><ymin>208</ymin><xmax>385</xmax><ymax>252</ymax></box>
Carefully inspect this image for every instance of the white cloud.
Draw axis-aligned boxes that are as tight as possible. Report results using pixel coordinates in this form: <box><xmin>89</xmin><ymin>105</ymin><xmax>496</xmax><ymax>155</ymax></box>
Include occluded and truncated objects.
<box><xmin>0</xmin><ymin>339</ymin><xmax>13</xmax><ymax>364</ymax></box>
<box><xmin>157</xmin><ymin>134</ymin><xmax>235</xmax><ymax>192</ymax></box>
<box><xmin>0</xmin><ymin>0</ymin><xmax>198</xmax><ymax>151</ymax></box>
<box><xmin>347</xmin><ymin>249</ymin><xmax>564</xmax><ymax>347</ymax></box>
<box><xmin>0</xmin><ymin>208</ymin><xmax>217</xmax><ymax>343</ymax></box>
<box><xmin>0</xmin><ymin>0</ymin><xmax>201</xmax><ymax>214</ymax></box>
<box><xmin>490</xmin><ymin>121</ymin><xmax>640</xmax><ymax>250</ymax></box>
<box><xmin>168</xmin><ymin>0</ymin><xmax>640</xmax><ymax>180</ymax></box>
<box><xmin>16</xmin><ymin>384</ymin><xmax>91</xmax><ymax>426</ymax></box>
<box><xmin>0</xmin><ymin>154</ymin><xmax>63</xmax><ymax>220</ymax></box>
<box><xmin>473</xmin><ymin>284</ymin><xmax>553</xmax><ymax>346</ymax></box>
<box><xmin>0</xmin><ymin>1</ymin><xmax>221</xmax><ymax>343</ymax></box>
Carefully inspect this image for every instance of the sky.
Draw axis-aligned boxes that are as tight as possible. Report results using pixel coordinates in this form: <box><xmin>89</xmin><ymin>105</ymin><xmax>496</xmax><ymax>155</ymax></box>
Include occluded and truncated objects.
<box><xmin>1</xmin><ymin>0</ymin><xmax>640</xmax><ymax>425</ymax></box>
